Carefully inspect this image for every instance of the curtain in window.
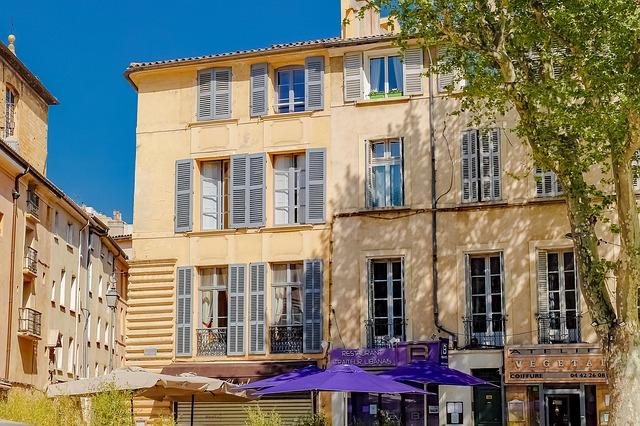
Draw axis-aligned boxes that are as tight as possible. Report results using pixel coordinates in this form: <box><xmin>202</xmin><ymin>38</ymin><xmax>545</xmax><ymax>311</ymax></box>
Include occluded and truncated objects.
<box><xmin>389</xmin><ymin>56</ymin><xmax>402</xmax><ymax>91</ymax></box>
<box><xmin>370</xmin><ymin>58</ymin><xmax>384</xmax><ymax>93</ymax></box>
<box><xmin>273</xmin><ymin>288</ymin><xmax>286</xmax><ymax>324</ymax></box>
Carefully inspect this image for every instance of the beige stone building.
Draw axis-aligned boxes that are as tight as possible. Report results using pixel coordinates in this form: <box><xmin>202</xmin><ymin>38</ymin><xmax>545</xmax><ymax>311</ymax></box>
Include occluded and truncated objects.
<box><xmin>0</xmin><ymin>36</ymin><xmax>128</xmax><ymax>392</ymax></box>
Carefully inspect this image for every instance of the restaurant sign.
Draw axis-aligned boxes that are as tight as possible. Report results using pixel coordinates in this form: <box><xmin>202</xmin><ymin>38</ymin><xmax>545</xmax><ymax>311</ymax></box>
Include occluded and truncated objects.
<box><xmin>504</xmin><ymin>344</ymin><xmax>607</xmax><ymax>384</ymax></box>
<box><xmin>329</xmin><ymin>339</ymin><xmax>448</xmax><ymax>368</ymax></box>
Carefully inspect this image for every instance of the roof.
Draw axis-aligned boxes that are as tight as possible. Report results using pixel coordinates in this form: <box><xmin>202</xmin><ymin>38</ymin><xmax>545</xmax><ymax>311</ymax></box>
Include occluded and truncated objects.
<box><xmin>0</xmin><ymin>41</ymin><xmax>58</xmax><ymax>105</ymax></box>
<box><xmin>124</xmin><ymin>34</ymin><xmax>395</xmax><ymax>88</ymax></box>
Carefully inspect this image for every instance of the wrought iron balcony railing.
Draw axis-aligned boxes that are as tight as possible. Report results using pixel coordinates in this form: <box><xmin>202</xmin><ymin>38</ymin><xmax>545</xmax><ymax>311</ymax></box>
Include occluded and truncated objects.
<box><xmin>24</xmin><ymin>247</ymin><xmax>37</xmax><ymax>275</ymax></box>
<box><xmin>26</xmin><ymin>190</ymin><xmax>39</xmax><ymax>218</ymax></box>
<box><xmin>196</xmin><ymin>328</ymin><xmax>227</xmax><ymax>356</ymax></box>
<box><xmin>364</xmin><ymin>319</ymin><xmax>406</xmax><ymax>349</ymax></box>
<box><xmin>463</xmin><ymin>315</ymin><xmax>507</xmax><ymax>348</ymax></box>
<box><xmin>537</xmin><ymin>314</ymin><xmax>582</xmax><ymax>344</ymax></box>
<box><xmin>18</xmin><ymin>307</ymin><xmax>42</xmax><ymax>338</ymax></box>
<box><xmin>270</xmin><ymin>324</ymin><xmax>303</xmax><ymax>353</ymax></box>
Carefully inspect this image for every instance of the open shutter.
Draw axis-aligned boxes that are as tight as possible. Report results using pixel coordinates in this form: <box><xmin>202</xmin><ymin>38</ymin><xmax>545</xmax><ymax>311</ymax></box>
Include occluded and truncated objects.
<box><xmin>344</xmin><ymin>52</ymin><xmax>363</xmax><ymax>102</ymax></box>
<box><xmin>403</xmin><ymin>48</ymin><xmax>424</xmax><ymax>95</ymax></box>
<box><xmin>249</xmin><ymin>263</ymin><xmax>266</xmax><ymax>354</ymax></box>
<box><xmin>248</xmin><ymin>153</ymin><xmax>266</xmax><ymax>228</ymax></box>
<box><xmin>250</xmin><ymin>63</ymin><xmax>268</xmax><ymax>117</ymax></box>
<box><xmin>175</xmin><ymin>159</ymin><xmax>193</xmax><ymax>232</ymax></box>
<box><xmin>479</xmin><ymin>129</ymin><xmax>501</xmax><ymax>201</ymax></box>
<box><xmin>202</xmin><ymin>162</ymin><xmax>222</xmax><ymax>230</ymax></box>
<box><xmin>437</xmin><ymin>46</ymin><xmax>455</xmax><ymax>92</ymax></box>
<box><xmin>176</xmin><ymin>267</ymin><xmax>193</xmax><ymax>356</ymax></box>
<box><xmin>228</xmin><ymin>265</ymin><xmax>246</xmax><ymax>355</ymax></box>
<box><xmin>197</xmin><ymin>69</ymin><xmax>214</xmax><ymax>120</ymax></box>
<box><xmin>303</xmin><ymin>259</ymin><xmax>323</xmax><ymax>353</ymax></box>
<box><xmin>230</xmin><ymin>155</ymin><xmax>248</xmax><ymax>228</ymax></box>
<box><xmin>305</xmin><ymin>56</ymin><xmax>324</xmax><ymax>111</ymax></box>
<box><xmin>461</xmin><ymin>131</ymin><xmax>478</xmax><ymax>203</ymax></box>
<box><xmin>365</xmin><ymin>141</ymin><xmax>373</xmax><ymax>208</ymax></box>
<box><xmin>537</xmin><ymin>250</ymin><xmax>549</xmax><ymax>344</ymax></box>
<box><xmin>490</xmin><ymin>129</ymin><xmax>501</xmax><ymax>199</ymax></box>
<box><xmin>213</xmin><ymin>68</ymin><xmax>232</xmax><ymax>119</ymax></box>
<box><xmin>305</xmin><ymin>148</ymin><xmax>326</xmax><ymax>224</ymax></box>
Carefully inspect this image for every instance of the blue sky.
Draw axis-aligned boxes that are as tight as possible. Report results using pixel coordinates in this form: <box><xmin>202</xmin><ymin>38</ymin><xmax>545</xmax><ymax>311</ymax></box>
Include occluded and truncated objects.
<box><xmin>4</xmin><ymin>1</ymin><xmax>340</xmax><ymax>222</ymax></box>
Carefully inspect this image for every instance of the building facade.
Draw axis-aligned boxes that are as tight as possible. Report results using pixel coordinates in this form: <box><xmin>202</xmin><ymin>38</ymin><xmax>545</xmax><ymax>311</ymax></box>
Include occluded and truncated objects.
<box><xmin>0</xmin><ymin>36</ymin><xmax>128</xmax><ymax>392</ymax></box>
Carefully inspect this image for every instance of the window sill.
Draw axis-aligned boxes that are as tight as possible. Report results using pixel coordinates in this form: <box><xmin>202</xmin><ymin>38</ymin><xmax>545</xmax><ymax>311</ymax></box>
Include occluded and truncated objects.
<box><xmin>360</xmin><ymin>206</ymin><xmax>412</xmax><ymax>214</ymax></box>
<box><xmin>355</xmin><ymin>96</ymin><xmax>411</xmax><ymax>106</ymax></box>
<box><xmin>259</xmin><ymin>110</ymin><xmax>315</xmax><ymax>121</ymax></box>
<box><xmin>259</xmin><ymin>224</ymin><xmax>315</xmax><ymax>233</ymax></box>
<box><xmin>187</xmin><ymin>228</ymin><xmax>238</xmax><ymax>237</ymax></box>
<box><xmin>188</xmin><ymin>118</ymin><xmax>239</xmax><ymax>128</ymax></box>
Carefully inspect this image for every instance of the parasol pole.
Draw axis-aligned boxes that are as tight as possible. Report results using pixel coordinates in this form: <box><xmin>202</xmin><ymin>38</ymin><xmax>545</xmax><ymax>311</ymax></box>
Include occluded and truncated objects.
<box><xmin>190</xmin><ymin>394</ymin><xmax>195</xmax><ymax>426</ymax></box>
<box><xmin>423</xmin><ymin>383</ymin><xmax>427</xmax><ymax>426</ymax></box>
<box><xmin>130</xmin><ymin>397</ymin><xmax>134</xmax><ymax>425</ymax></box>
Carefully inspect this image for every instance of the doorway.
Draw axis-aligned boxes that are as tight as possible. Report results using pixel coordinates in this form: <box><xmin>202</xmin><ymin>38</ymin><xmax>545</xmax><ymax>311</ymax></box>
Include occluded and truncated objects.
<box><xmin>472</xmin><ymin>369</ymin><xmax>502</xmax><ymax>426</ymax></box>
<box><xmin>544</xmin><ymin>390</ymin><xmax>582</xmax><ymax>426</ymax></box>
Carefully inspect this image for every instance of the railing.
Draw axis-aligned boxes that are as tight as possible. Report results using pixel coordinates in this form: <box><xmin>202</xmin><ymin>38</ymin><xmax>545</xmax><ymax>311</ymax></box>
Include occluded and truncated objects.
<box><xmin>364</xmin><ymin>319</ymin><xmax>405</xmax><ymax>349</ymax></box>
<box><xmin>196</xmin><ymin>328</ymin><xmax>227</xmax><ymax>356</ymax></box>
<box><xmin>24</xmin><ymin>247</ymin><xmax>37</xmax><ymax>275</ymax></box>
<box><xmin>463</xmin><ymin>316</ymin><xmax>507</xmax><ymax>348</ymax></box>
<box><xmin>26</xmin><ymin>190</ymin><xmax>39</xmax><ymax>218</ymax></box>
<box><xmin>537</xmin><ymin>314</ymin><xmax>582</xmax><ymax>344</ymax></box>
<box><xmin>18</xmin><ymin>307</ymin><xmax>42</xmax><ymax>337</ymax></box>
<box><xmin>270</xmin><ymin>324</ymin><xmax>303</xmax><ymax>353</ymax></box>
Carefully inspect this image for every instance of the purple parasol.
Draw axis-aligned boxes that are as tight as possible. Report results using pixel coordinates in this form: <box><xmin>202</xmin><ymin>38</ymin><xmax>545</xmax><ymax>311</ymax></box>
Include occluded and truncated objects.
<box><xmin>238</xmin><ymin>365</ymin><xmax>322</xmax><ymax>390</ymax></box>
<box><xmin>378</xmin><ymin>361</ymin><xmax>498</xmax><ymax>387</ymax></box>
<box><xmin>255</xmin><ymin>364</ymin><xmax>428</xmax><ymax>395</ymax></box>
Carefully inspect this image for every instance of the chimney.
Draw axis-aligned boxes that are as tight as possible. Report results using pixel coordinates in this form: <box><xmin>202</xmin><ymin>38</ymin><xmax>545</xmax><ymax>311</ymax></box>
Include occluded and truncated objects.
<box><xmin>113</xmin><ymin>210</ymin><xmax>122</xmax><ymax>221</ymax></box>
<box><xmin>7</xmin><ymin>34</ymin><xmax>15</xmax><ymax>55</ymax></box>
<box><xmin>341</xmin><ymin>0</ymin><xmax>382</xmax><ymax>39</ymax></box>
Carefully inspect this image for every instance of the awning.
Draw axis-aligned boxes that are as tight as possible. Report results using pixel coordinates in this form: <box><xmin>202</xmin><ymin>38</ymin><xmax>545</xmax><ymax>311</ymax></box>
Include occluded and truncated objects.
<box><xmin>162</xmin><ymin>361</ymin><xmax>316</xmax><ymax>383</ymax></box>
<box><xmin>378</xmin><ymin>361</ymin><xmax>498</xmax><ymax>387</ymax></box>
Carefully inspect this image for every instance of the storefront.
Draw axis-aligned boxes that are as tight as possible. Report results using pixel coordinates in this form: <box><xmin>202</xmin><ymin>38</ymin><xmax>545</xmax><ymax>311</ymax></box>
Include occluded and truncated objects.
<box><xmin>329</xmin><ymin>340</ymin><xmax>449</xmax><ymax>426</ymax></box>
<box><xmin>504</xmin><ymin>344</ymin><xmax>610</xmax><ymax>426</ymax></box>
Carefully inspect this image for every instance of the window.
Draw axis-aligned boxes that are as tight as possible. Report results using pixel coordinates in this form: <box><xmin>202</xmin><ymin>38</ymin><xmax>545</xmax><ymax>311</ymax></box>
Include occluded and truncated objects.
<box><xmin>67</xmin><ymin>337</ymin><xmax>74</xmax><ymax>374</ymax></box>
<box><xmin>197</xmin><ymin>68</ymin><xmax>231</xmax><ymax>121</ymax></box>
<box><xmin>199</xmin><ymin>267</ymin><xmax>228</xmax><ymax>329</ymax></box>
<box><xmin>104</xmin><ymin>321</ymin><xmax>109</xmax><ymax>347</ymax></box>
<box><xmin>535</xmin><ymin>167</ymin><xmax>563</xmax><ymax>197</ymax></box>
<box><xmin>201</xmin><ymin>160</ymin><xmax>229</xmax><ymax>230</ymax></box>
<box><xmin>87</xmin><ymin>313</ymin><xmax>92</xmax><ymax>343</ymax></box>
<box><xmin>4</xmin><ymin>87</ymin><xmax>16</xmax><ymax>138</ymax></box>
<box><xmin>96</xmin><ymin>317</ymin><xmax>102</xmax><ymax>344</ymax></box>
<box><xmin>461</xmin><ymin>129</ymin><xmax>501</xmax><ymax>203</ymax></box>
<box><xmin>88</xmin><ymin>261</ymin><xmax>93</xmax><ymax>298</ymax></box>
<box><xmin>274</xmin><ymin>154</ymin><xmax>306</xmax><ymax>225</ymax></box>
<box><xmin>54</xmin><ymin>211</ymin><xmax>59</xmax><ymax>237</ymax></box>
<box><xmin>51</xmin><ymin>280</ymin><xmax>56</xmax><ymax>304</ymax></box>
<box><xmin>367</xmin><ymin>139</ymin><xmax>404</xmax><ymax>208</ymax></box>
<box><xmin>368</xmin><ymin>259</ymin><xmax>405</xmax><ymax>348</ymax></box>
<box><xmin>56</xmin><ymin>336</ymin><xmax>64</xmax><ymax>371</ymax></box>
<box><xmin>94</xmin><ymin>363</ymin><xmax>99</xmax><ymax>378</ymax></box>
<box><xmin>66</xmin><ymin>223</ymin><xmax>74</xmax><ymax>245</ymax></box>
<box><xmin>272</xmin><ymin>263</ymin><xmax>303</xmax><ymax>326</ymax></box>
<box><xmin>466</xmin><ymin>254</ymin><xmax>504</xmax><ymax>347</ymax></box>
<box><xmin>60</xmin><ymin>270</ymin><xmax>67</xmax><ymax>307</ymax></box>
<box><xmin>70</xmin><ymin>275</ymin><xmax>77</xmax><ymax>311</ymax></box>
<box><xmin>367</xmin><ymin>54</ymin><xmax>403</xmax><ymax>98</ymax></box>
<box><xmin>98</xmin><ymin>275</ymin><xmax>103</xmax><ymax>299</ymax></box>
<box><xmin>276</xmin><ymin>67</ymin><xmax>305</xmax><ymax>113</ymax></box>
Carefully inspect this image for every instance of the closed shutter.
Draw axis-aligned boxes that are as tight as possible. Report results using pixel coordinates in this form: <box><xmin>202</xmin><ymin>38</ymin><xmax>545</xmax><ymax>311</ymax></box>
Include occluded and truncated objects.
<box><xmin>250</xmin><ymin>63</ymin><xmax>268</xmax><ymax>117</ymax></box>
<box><xmin>175</xmin><ymin>159</ymin><xmax>193</xmax><ymax>232</ymax></box>
<box><xmin>230</xmin><ymin>155</ymin><xmax>248</xmax><ymax>228</ymax></box>
<box><xmin>305</xmin><ymin>56</ymin><xmax>324</xmax><ymax>111</ymax></box>
<box><xmin>228</xmin><ymin>265</ymin><xmax>246</xmax><ymax>356</ymax></box>
<box><xmin>303</xmin><ymin>259</ymin><xmax>323</xmax><ymax>353</ymax></box>
<box><xmin>176</xmin><ymin>267</ymin><xmax>193</xmax><ymax>356</ymax></box>
<box><xmin>490</xmin><ymin>129</ymin><xmax>501</xmax><ymax>199</ymax></box>
<box><xmin>438</xmin><ymin>46</ymin><xmax>455</xmax><ymax>92</ymax></box>
<box><xmin>248</xmin><ymin>153</ymin><xmax>266</xmax><ymax>228</ymax></box>
<box><xmin>213</xmin><ymin>68</ymin><xmax>232</xmax><ymax>119</ymax></box>
<box><xmin>344</xmin><ymin>52</ymin><xmax>363</xmax><ymax>101</ymax></box>
<box><xmin>305</xmin><ymin>148</ymin><xmax>326</xmax><ymax>224</ymax></box>
<box><xmin>202</xmin><ymin>162</ymin><xmax>222</xmax><ymax>230</ymax></box>
<box><xmin>479</xmin><ymin>129</ymin><xmax>501</xmax><ymax>201</ymax></box>
<box><xmin>365</xmin><ymin>141</ymin><xmax>373</xmax><ymax>208</ymax></box>
<box><xmin>535</xmin><ymin>167</ymin><xmax>561</xmax><ymax>197</ymax></box>
<box><xmin>403</xmin><ymin>48</ymin><xmax>424</xmax><ymax>95</ymax></box>
<box><xmin>249</xmin><ymin>263</ymin><xmax>266</xmax><ymax>354</ymax></box>
<box><xmin>197</xmin><ymin>69</ymin><xmax>214</xmax><ymax>120</ymax></box>
<box><xmin>461</xmin><ymin>131</ymin><xmax>479</xmax><ymax>203</ymax></box>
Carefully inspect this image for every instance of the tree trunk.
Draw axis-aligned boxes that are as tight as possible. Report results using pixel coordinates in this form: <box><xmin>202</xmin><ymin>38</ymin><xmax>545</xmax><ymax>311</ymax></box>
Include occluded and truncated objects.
<box><xmin>606</xmin><ymin>325</ymin><xmax>640</xmax><ymax>426</ymax></box>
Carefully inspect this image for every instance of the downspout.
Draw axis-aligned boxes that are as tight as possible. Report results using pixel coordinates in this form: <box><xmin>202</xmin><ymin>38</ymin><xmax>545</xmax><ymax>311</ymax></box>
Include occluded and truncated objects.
<box><xmin>4</xmin><ymin>166</ymin><xmax>29</xmax><ymax>380</ymax></box>
<box><xmin>74</xmin><ymin>219</ymin><xmax>89</xmax><ymax>379</ymax></box>
<box><xmin>82</xmin><ymin>228</ymin><xmax>94</xmax><ymax>379</ymax></box>
<box><xmin>426</xmin><ymin>48</ymin><xmax>458</xmax><ymax>348</ymax></box>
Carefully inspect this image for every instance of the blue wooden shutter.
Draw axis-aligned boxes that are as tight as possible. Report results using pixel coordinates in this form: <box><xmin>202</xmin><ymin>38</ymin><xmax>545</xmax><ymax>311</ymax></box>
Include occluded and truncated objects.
<box><xmin>250</xmin><ymin>63</ymin><xmax>268</xmax><ymax>117</ymax></box>
<box><xmin>403</xmin><ymin>48</ymin><xmax>424</xmax><ymax>95</ymax></box>
<box><xmin>344</xmin><ymin>52</ymin><xmax>363</xmax><ymax>101</ymax></box>
<box><xmin>305</xmin><ymin>148</ymin><xmax>326</xmax><ymax>224</ymax></box>
<box><xmin>176</xmin><ymin>266</ymin><xmax>193</xmax><ymax>356</ymax></box>
<box><xmin>175</xmin><ymin>159</ymin><xmax>193</xmax><ymax>232</ymax></box>
<box><xmin>303</xmin><ymin>260</ymin><xmax>323</xmax><ymax>353</ymax></box>
<box><xmin>228</xmin><ymin>265</ymin><xmax>246</xmax><ymax>355</ymax></box>
<box><xmin>249</xmin><ymin>263</ymin><xmax>266</xmax><ymax>354</ymax></box>
<box><xmin>230</xmin><ymin>155</ymin><xmax>248</xmax><ymax>228</ymax></box>
<box><xmin>248</xmin><ymin>153</ymin><xmax>266</xmax><ymax>228</ymax></box>
<box><xmin>305</xmin><ymin>56</ymin><xmax>324</xmax><ymax>111</ymax></box>
<box><xmin>197</xmin><ymin>69</ymin><xmax>214</xmax><ymax>120</ymax></box>
<box><xmin>213</xmin><ymin>68</ymin><xmax>232</xmax><ymax>119</ymax></box>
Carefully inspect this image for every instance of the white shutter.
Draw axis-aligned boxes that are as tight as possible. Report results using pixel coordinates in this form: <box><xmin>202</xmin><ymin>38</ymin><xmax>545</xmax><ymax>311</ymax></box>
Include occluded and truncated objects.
<box><xmin>201</xmin><ymin>162</ymin><xmax>222</xmax><ymax>230</ymax></box>
<box><xmin>249</xmin><ymin>263</ymin><xmax>266</xmax><ymax>354</ymax></box>
<box><xmin>344</xmin><ymin>52</ymin><xmax>363</xmax><ymax>101</ymax></box>
<box><xmin>175</xmin><ymin>160</ymin><xmax>193</xmax><ymax>232</ymax></box>
<box><xmin>403</xmin><ymin>48</ymin><xmax>424</xmax><ymax>95</ymax></box>
<box><xmin>250</xmin><ymin>63</ymin><xmax>268</xmax><ymax>117</ymax></box>
<box><xmin>305</xmin><ymin>56</ymin><xmax>324</xmax><ymax>111</ymax></box>
<box><xmin>365</xmin><ymin>141</ymin><xmax>373</xmax><ymax>208</ymax></box>
<box><xmin>213</xmin><ymin>68</ymin><xmax>232</xmax><ymax>119</ymax></box>
<box><xmin>228</xmin><ymin>265</ymin><xmax>246</xmax><ymax>356</ymax></box>
<box><xmin>230</xmin><ymin>155</ymin><xmax>248</xmax><ymax>228</ymax></box>
<box><xmin>176</xmin><ymin>267</ymin><xmax>193</xmax><ymax>356</ymax></box>
<box><xmin>197</xmin><ymin>69</ymin><xmax>214</xmax><ymax>120</ymax></box>
<box><xmin>303</xmin><ymin>259</ymin><xmax>323</xmax><ymax>353</ymax></box>
<box><xmin>461</xmin><ymin>131</ymin><xmax>479</xmax><ymax>203</ymax></box>
<box><xmin>537</xmin><ymin>251</ymin><xmax>549</xmax><ymax>318</ymax></box>
<box><xmin>305</xmin><ymin>149</ymin><xmax>326</xmax><ymax>224</ymax></box>
<box><xmin>247</xmin><ymin>153</ymin><xmax>266</xmax><ymax>228</ymax></box>
<box><xmin>437</xmin><ymin>46</ymin><xmax>455</xmax><ymax>92</ymax></box>
<box><xmin>479</xmin><ymin>128</ymin><xmax>501</xmax><ymax>200</ymax></box>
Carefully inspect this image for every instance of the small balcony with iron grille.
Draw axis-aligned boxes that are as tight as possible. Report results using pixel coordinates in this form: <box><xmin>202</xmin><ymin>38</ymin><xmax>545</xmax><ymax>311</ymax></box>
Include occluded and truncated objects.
<box><xmin>23</xmin><ymin>247</ymin><xmax>37</xmax><ymax>277</ymax></box>
<box><xmin>26</xmin><ymin>190</ymin><xmax>40</xmax><ymax>221</ymax></box>
<box><xmin>537</xmin><ymin>313</ymin><xmax>582</xmax><ymax>344</ymax></box>
<box><xmin>364</xmin><ymin>319</ymin><xmax>405</xmax><ymax>349</ymax></box>
<box><xmin>196</xmin><ymin>328</ymin><xmax>227</xmax><ymax>356</ymax></box>
<box><xmin>270</xmin><ymin>324</ymin><xmax>303</xmax><ymax>354</ymax></box>
<box><xmin>463</xmin><ymin>315</ymin><xmax>507</xmax><ymax>349</ymax></box>
<box><xmin>18</xmin><ymin>307</ymin><xmax>42</xmax><ymax>340</ymax></box>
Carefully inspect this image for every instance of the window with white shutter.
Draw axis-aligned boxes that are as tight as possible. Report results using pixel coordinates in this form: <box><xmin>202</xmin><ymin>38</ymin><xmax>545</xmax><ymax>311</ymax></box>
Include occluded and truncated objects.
<box><xmin>461</xmin><ymin>129</ymin><xmax>501</xmax><ymax>203</ymax></box>
<box><xmin>249</xmin><ymin>263</ymin><xmax>266</xmax><ymax>354</ymax></box>
<box><xmin>344</xmin><ymin>52</ymin><xmax>363</xmax><ymax>102</ymax></box>
<box><xmin>175</xmin><ymin>159</ymin><xmax>193</xmax><ymax>232</ymax></box>
<box><xmin>303</xmin><ymin>259</ymin><xmax>323</xmax><ymax>353</ymax></box>
<box><xmin>197</xmin><ymin>67</ymin><xmax>232</xmax><ymax>121</ymax></box>
<box><xmin>535</xmin><ymin>167</ymin><xmax>563</xmax><ymax>197</ymax></box>
<box><xmin>176</xmin><ymin>266</ymin><xmax>193</xmax><ymax>356</ymax></box>
<box><xmin>227</xmin><ymin>265</ymin><xmax>246</xmax><ymax>356</ymax></box>
<box><xmin>274</xmin><ymin>154</ymin><xmax>306</xmax><ymax>225</ymax></box>
<box><xmin>201</xmin><ymin>160</ymin><xmax>229</xmax><ymax>230</ymax></box>
<box><xmin>230</xmin><ymin>154</ymin><xmax>265</xmax><ymax>228</ymax></box>
<box><xmin>305</xmin><ymin>56</ymin><xmax>324</xmax><ymax>111</ymax></box>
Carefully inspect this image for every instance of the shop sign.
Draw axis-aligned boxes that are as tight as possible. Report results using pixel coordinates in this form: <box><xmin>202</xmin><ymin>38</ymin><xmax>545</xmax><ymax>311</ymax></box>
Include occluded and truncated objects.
<box><xmin>504</xmin><ymin>344</ymin><xmax>607</xmax><ymax>384</ymax></box>
<box><xmin>329</xmin><ymin>340</ymin><xmax>448</xmax><ymax>368</ymax></box>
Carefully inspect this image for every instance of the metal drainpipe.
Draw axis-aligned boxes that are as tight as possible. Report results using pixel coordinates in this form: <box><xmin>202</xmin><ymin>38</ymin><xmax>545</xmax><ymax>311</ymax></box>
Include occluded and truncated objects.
<box><xmin>74</xmin><ymin>219</ymin><xmax>90</xmax><ymax>379</ymax></box>
<box><xmin>426</xmin><ymin>48</ymin><xmax>458</xmax><ymax>348</ymax></box>
<box><xmin>4</xmin><ymin>167</ymin><xmax>29</xmax><ymax>380</ymax></box>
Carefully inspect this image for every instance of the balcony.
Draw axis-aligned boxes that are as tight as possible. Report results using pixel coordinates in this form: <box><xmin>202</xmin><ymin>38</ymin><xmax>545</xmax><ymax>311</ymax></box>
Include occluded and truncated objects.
<box><xmin>18</xmin><ymin>308</ymin><xmax>42</xmax><ymax>340</ymax></box>
<box><xmin>26</xmin><ymin>190</ymin><xmax>39</xmax><ymax>220</ymax></box>
<box><xmin>538</xmin><ymin>314</ymin><xmax>582</xmax><ymax>344</ymax></box>
<box><xmin>463</xmin><ymin>315</ymin><xmax>506</xmax><ymax>348</ymax></box>
<box><xmin>196</xmin><ymin>328</ymin><xmax>227</xmax><ymax>356</ymax></box>
<box><xmin>364</xmin><ymin>319</ymin><xmax>405</xmax><ymax>349</ymax></box>
<box><xmin>23</xmin><ymin>247</ymin><xmax>37</xmax><ymax>277</ymax></box>
<box><xmin>270</xmin><ymin>325</ymin><xmax>303</xmax><ymax>354</ymax></box>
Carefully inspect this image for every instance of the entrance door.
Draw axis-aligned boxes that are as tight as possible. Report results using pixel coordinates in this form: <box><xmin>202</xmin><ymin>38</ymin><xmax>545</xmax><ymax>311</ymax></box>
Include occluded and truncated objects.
<box><xmin>474</xmin><ymin>387</ymin><xmax>502</xmax><ymax>426</ymax></box>
<box><xmin>545</xmin><ymin>393</ymin><xmax>581</xmax><ymax>426</ymax></box>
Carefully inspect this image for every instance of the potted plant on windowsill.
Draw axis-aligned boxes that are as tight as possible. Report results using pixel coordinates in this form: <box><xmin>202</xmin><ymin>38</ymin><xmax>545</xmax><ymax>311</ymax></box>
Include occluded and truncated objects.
<box><xmin>387</xmin><ymin>89</ymin><xmax>403</xmax><ymax>98</ymax></box>
<box><xmin>368</xmin><ymin>91</ymin><xmax>385</xmax><ymax>100</ymax></box>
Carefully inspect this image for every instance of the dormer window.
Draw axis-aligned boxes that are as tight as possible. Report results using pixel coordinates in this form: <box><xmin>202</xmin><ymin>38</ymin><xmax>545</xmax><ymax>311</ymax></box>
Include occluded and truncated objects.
<box><xmin>4</xmin><ymin>86</ymin><xmax>17</xmax><ymax>138</ymax></box>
